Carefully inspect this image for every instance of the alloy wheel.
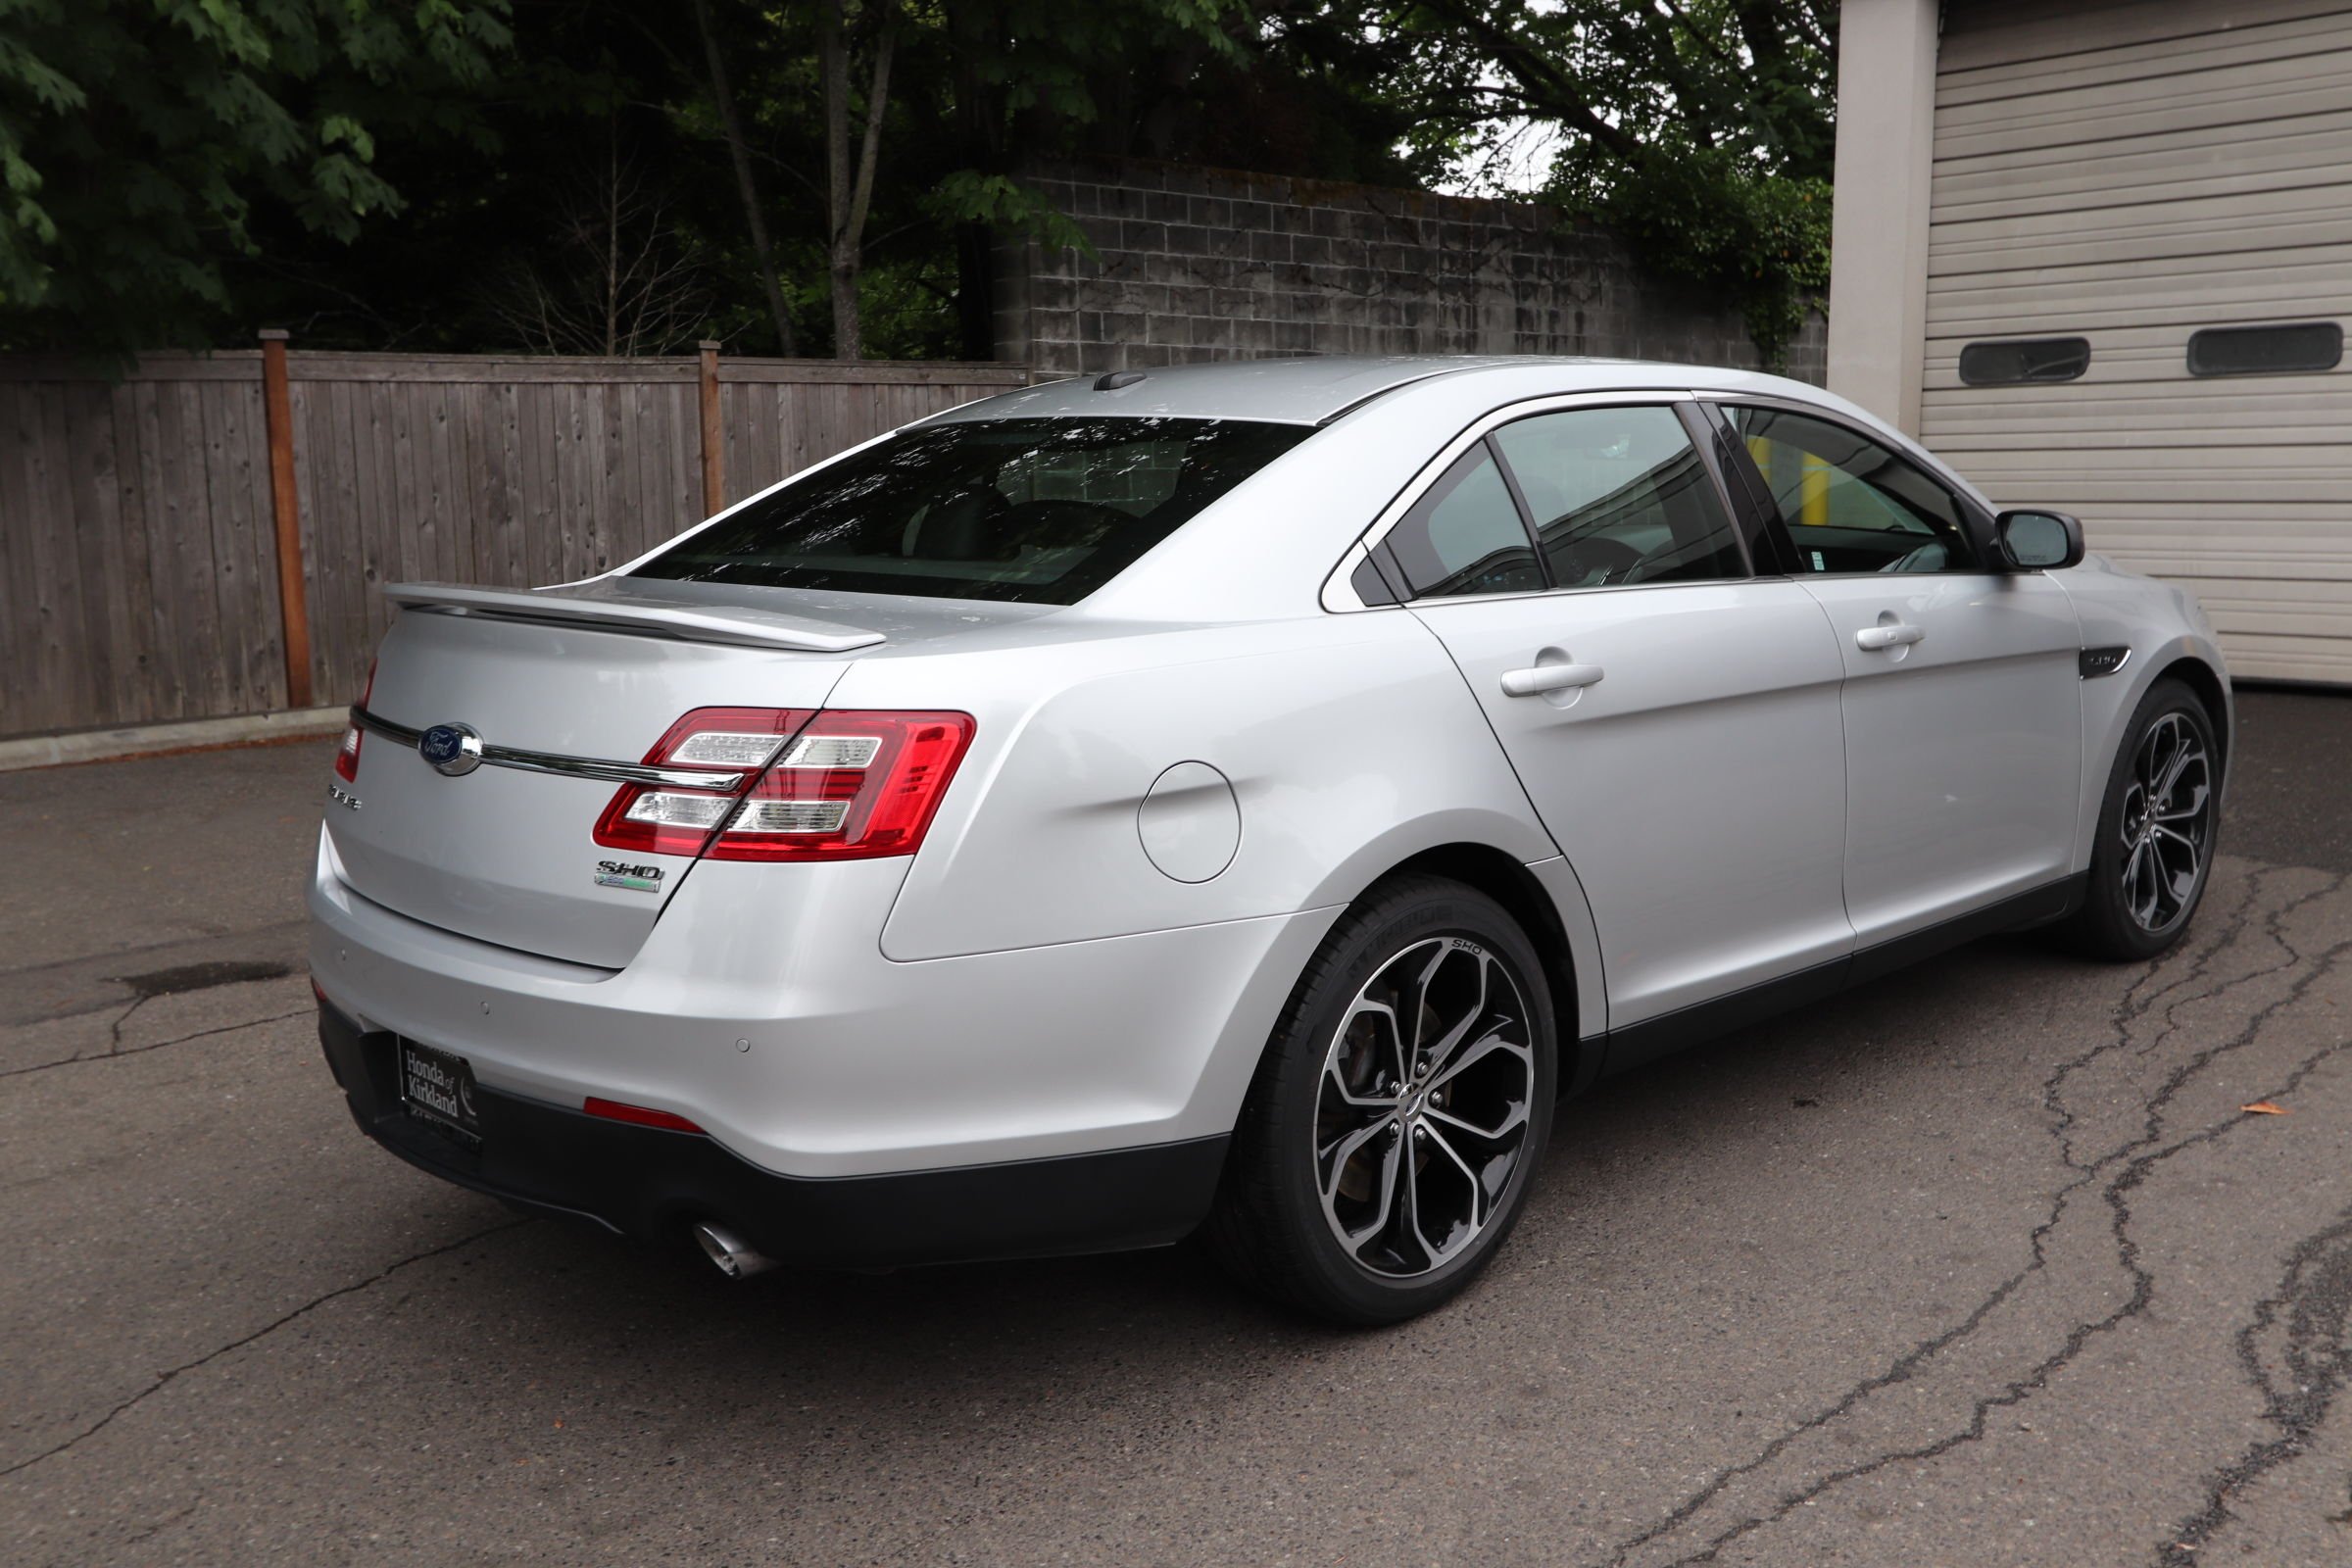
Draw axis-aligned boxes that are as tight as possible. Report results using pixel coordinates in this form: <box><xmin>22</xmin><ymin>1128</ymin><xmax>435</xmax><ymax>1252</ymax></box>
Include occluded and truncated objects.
<box><xmin>2118</xmin><ymin>711</ymin><xmax>2213</xmax><ymax>934</ymax></box>
<box><xmin>1313</xmin><ymin>937</ymin><xmax>1536</xmax><ymax>1278</ymax></box>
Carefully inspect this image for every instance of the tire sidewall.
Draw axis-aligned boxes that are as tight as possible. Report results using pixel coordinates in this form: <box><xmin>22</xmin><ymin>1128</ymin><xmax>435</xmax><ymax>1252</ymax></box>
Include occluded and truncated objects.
<box><xmin>1264</xmin><ymin>880</ymin><xmax>1558</xmax><ymax>1321</ymax></box>
<box><xmin>2082</xmin><ymin>679</ymin><xmax>2220</xmax><ymax>960</ymax></box>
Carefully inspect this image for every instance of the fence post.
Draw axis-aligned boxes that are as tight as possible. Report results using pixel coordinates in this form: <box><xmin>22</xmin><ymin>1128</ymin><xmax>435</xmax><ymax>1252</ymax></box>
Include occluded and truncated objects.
<box><xmin>697</xmin><ymin>340</ymin><xmax>724</xmax><ymax>516</ymax></box>
<box><xmin>258</xmin><ymin>329</ymin><xmax>314</xmax><ymax>709</ymax></box>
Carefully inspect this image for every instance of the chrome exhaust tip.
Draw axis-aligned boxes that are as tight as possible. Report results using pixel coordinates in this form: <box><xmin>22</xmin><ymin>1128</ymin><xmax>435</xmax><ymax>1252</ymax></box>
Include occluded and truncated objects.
<box><xmin>692</xmin><ymin>1221</ymin><xmax>777</xmax><ymax>1279</ymax></box>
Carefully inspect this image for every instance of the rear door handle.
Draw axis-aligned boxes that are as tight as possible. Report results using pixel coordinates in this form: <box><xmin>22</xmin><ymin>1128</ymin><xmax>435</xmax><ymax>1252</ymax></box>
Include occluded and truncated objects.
<box><xmin>1854</xmin><ymin>622</ymin><xmax>1926</xmax><ymax>652</ymax></box>
<box><xmin>1500</xmin><ymin>662</ymin><xmax>1605</xmax><ymax>697</ymax></box>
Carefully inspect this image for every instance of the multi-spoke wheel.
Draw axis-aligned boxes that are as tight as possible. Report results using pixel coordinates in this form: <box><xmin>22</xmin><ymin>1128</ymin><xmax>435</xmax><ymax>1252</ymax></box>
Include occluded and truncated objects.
<box><xmin>1315</xmin><ymin>939</ymin><xmax>1536</xmax><ymax>1277</ymax></box>
<box><xmin>1206</xmin><ymin>875</ymin><xmax>1556</xmax><ymax>1324</ymax></box>
<box><xmin>2062</xmin><ymin>678</ymin><xmax>2222</xmax><ymax>961</ymax></box>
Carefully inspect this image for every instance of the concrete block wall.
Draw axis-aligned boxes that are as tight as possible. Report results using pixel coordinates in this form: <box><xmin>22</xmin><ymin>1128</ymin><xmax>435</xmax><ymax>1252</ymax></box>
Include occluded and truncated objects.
<box><xmin>994</xmin><ymin>159</ymin><xmax>1825</xmax><ymax>385</ymax></box>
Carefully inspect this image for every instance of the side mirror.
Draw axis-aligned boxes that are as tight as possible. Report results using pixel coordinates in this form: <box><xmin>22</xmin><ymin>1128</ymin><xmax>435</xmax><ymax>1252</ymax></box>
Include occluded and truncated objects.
<box><xmin>1993</xmin><ymin>509</ymin><xmax>2083</xmax><ymax>571</ymax></box>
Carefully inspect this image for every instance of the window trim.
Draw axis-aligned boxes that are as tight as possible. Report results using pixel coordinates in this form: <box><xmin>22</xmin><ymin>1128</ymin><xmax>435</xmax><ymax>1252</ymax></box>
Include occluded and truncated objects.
<box><xmin>1704</xmin><ymin>396</ymin><xmax>1998</xmax><ymax>580</ymax></box>
<box><xmin>1321</xmin><ymin>389</ymin><xmax>1767</xmax><ymax>612</ymax></box>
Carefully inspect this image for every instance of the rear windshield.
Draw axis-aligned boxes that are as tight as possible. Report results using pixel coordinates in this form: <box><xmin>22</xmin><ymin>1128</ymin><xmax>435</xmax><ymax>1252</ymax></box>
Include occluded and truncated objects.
<box><xmin>634</xmin><ymin>416</ymin><xmax>1312</xmax><ymax>604</ymax></box>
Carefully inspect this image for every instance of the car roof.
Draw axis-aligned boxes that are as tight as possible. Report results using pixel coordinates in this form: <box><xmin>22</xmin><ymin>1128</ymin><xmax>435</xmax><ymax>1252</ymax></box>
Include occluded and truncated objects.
<box><xmin>922</xmin><ymin>355</ymin><xmax>1835</xmax><ymax>427</ymax></box>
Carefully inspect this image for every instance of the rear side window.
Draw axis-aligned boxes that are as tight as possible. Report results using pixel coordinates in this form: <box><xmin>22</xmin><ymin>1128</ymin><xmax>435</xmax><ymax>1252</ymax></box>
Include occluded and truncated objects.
<box><xmin>1384</xmin><ymin>445</ymin><xmax>1545</xmax><ymax>599</ymax></box>
<box><xmin>1489</xmin><ymin>406</ymin><xmax>1747</xmax><ymax>587</ymax></box>
<box><xmin>636</xmin><ymin>416</ymin><xmax>1310</xmax><ymax>604</ymax></box>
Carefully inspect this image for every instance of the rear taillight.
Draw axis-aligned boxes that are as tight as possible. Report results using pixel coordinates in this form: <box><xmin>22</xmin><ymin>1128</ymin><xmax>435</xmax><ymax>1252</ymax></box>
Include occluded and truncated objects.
<box><xmin>712</xmin><ymin>710</ymin><xmax>974</xmax><ymax>862</ymax></box>
<box><xmin>590</xmin><ymin>708</ymin><xmax>975</xmax><ymax>864</ymax></box>
<box><xmin>334</xmin><ymin>659</ymin><xmax>376</xmax><ymax>783</ymax></box>
<box><xmin>593</xmin><ymin>708</ymin><xmax>812</xmax><ymax>857</ymax></box>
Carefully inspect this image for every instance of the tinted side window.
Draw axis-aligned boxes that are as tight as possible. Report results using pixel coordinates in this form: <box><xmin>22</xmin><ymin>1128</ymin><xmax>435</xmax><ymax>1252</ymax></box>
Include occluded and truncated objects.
<box><xmin>1490</xmin><ymin>406</ymin><xmax>1747</xmax><ymax>588</ymax></box>
<box><xmin>1728</xmin><ymin>406</ymin><xmax>1978</xmax><ymax>575</ymax></box>
<box><xmin>1385</xmin><ymin>444</ymin><xmax>1544</xmax><ymax>599</ymax></box>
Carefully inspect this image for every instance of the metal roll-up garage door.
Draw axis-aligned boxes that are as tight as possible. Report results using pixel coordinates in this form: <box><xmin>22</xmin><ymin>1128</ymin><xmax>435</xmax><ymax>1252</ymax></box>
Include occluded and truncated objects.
<box><xmin>1924</xmin><ymin>0</ymin><xmax>2352</xmax><ymax>684</ymax></box>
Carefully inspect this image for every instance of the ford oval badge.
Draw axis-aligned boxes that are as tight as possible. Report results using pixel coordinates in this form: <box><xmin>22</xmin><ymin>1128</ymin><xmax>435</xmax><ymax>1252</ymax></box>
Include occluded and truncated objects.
<box><xmin>418</xmin><ymin>722</ymin><xmax>483</xmax><ymax>776</ymax></box>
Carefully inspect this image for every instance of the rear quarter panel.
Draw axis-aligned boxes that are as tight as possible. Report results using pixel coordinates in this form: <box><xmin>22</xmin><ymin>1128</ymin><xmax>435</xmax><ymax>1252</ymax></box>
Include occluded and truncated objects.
<box><xmin>841</xmin><ymin>609</ymin><xmax>1567</xmax><ymax>963</ymax></box>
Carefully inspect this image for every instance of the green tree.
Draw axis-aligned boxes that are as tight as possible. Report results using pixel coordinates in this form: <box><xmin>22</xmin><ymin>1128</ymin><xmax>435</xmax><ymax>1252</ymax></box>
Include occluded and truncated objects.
<box><xmin>1375</xmin><ymin>0</ymin><xmax>1838</xmax><ymax>362</ymax></box>
<box><xmin>0</xmin><ymin>0</ymin><xmax>514</xmax><ymax>353</ymax></box>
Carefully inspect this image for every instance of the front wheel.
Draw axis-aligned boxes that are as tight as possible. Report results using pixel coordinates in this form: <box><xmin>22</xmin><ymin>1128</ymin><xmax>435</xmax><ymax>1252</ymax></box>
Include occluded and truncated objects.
<box><xmin>1205</xmin><ymin>875</ymin><xmax>1557</xmax><ymax>1325</ymax></box>
<box><xmin>2061</xmin><ymin>677</ymin><xmax>2221</xmax><ymax>961</ymax></box>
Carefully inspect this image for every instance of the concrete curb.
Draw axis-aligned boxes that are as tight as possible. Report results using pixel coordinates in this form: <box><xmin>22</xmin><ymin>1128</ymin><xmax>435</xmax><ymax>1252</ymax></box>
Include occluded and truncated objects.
<box><xmin>0</xmin><ymin>706</ymin><xmax>349</xmax><ymax>772</ymax></box>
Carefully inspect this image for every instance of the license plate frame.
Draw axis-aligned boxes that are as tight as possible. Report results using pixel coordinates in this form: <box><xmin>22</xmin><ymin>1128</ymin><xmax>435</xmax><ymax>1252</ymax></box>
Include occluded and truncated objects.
<box><xmin>398</xmin><ymin>1037</ymin><xmax>482</xmax><ymax>1148</ymax></box>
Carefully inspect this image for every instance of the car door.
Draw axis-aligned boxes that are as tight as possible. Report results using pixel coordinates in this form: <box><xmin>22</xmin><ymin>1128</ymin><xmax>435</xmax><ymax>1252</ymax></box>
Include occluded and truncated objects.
<box><xmin>1376</xmin><ymin>395</ymin><xmax>1855</xmax><ymax>1033</ymax></box>
<box><xmin>1715</xmin><ymin>400</ymin><xmax>2082</xmax><ymax>955</ymax></box>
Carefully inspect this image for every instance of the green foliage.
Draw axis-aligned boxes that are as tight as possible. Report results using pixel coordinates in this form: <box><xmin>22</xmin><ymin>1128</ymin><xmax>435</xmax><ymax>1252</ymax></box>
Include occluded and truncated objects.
<box><xmin>1595</xmin><ymin>150</ymin><xmax>1831</xmax><ymax>369</ymax></box>
<box><xmin>1368</xmin><ymin>0</ymin><xmax>1838</xmax><ymax>364</ymax></box>
<box><xmin>0</xmin><ymin>0</ymin><xmax>513</xmax><ymax>352</ymax></box>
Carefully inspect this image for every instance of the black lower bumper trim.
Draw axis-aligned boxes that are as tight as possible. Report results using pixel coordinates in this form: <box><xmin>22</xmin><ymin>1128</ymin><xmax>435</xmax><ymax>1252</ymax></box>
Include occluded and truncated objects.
<box><xmin>318</xmin><ymin>1003</ymin><xmax>1228</xmax><ymax>1269</ymax></box>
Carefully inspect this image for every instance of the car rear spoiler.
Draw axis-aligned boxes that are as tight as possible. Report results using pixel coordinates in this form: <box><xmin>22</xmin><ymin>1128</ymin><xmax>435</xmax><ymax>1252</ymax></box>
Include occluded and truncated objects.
<box><xmin>383</xmin><ymin>582</ymin><xmax>886</xmax><ymax>654</ymax></box>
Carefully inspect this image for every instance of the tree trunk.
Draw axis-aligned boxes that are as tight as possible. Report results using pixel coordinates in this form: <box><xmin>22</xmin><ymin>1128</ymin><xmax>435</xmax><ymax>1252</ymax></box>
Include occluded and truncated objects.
<box><xmin>692</xmin><ymin>0</ymin><xmax>796</xmax><ymax>355</ymax></box>
<box><xmin>823</xmin><ymin>0</ymin><xmax>895</xmax><ymax>361</ymax></box>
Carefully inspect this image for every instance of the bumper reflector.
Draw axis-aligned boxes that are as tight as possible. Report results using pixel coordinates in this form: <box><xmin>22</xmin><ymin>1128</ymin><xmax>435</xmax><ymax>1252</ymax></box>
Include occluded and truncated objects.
<box><xmin>582</xmin><ymin>1097</ymin><xmax>707</xmax><ymax>1135</ymax></box>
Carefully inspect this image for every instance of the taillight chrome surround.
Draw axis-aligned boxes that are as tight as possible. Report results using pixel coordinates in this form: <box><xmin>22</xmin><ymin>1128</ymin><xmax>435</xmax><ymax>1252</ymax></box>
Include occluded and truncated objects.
<box><xmin>591</xmin><ymin>707</ymin><xmax>975</xmax><ymax>863</ymax></box>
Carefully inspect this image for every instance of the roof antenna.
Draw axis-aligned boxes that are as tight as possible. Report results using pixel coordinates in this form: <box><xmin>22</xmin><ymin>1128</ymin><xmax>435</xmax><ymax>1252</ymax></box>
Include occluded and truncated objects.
<box><xmin>1094</xmin><ymin>370</ymin><xmax>1148</xmax><ymax>391</ymax></box>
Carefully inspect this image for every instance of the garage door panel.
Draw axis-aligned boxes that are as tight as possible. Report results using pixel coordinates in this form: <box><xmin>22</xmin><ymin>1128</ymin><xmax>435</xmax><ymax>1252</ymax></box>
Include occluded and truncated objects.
<box><xmin>1939</xmin><ymin>0</ymin><xmax>2348</xmax><ymax>76</ymax></box>
<box><xmin>1928</xmin><ymin>0</ymin><xmax>2352</xmax><ymax>683</ymax></box>
<box><xmin>1936</xmin><ymin>64</ymin><xmax>2352</xmax><ymax>160</ymax></box>
<box><xmin>1932</xmin><ymin>119</ymin><xmax>2352</xmax><ymax>216</ymax></box>
<box><xmin>1940</xmin><ymin>9</ymin><xmax>2352</xmax><ymax>107</ymax></box>
<box><xmin>1930</xmin><ymin>207</ymin><xmax>2352</xmax><ymax>279</ymax></box>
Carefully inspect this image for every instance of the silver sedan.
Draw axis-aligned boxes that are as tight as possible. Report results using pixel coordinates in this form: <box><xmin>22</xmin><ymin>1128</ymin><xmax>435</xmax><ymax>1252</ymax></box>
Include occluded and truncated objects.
<box><xmin>310</xmin><ymin>356</ymin><xmax>2230</xmax><ymax>1324</ymax></box>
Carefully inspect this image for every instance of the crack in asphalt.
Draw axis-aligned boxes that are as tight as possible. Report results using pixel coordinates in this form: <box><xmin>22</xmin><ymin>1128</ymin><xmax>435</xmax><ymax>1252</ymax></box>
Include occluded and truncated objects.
<box><xmin>1585</xmin><ymin>881</ymin><xmax>2261</xmax><ymax>1568</ymax></box>
<box><xmin>2156</xmin><ymin>1202</ymin><xmax>2352</xmax><ymax>1562</ymax></box>
<box><xmin>0</xmin><ymin>1218</ymin><xmax>529</xmax><ymax>1482</ymax></box>
<box><xmin>0</xmin><ymin>1004</ymin><xmax>313</xmax><ymax>1082</ymax></box>
<box><xmin>1590</xmin><ymin>870</ymin><xmax>2352</xmax><ymax>1568</ymax></box>
<box><xmin>1658</xmin><ymin>929</ymin><xmax>2352</xmax><ymax>1566</ymax></box>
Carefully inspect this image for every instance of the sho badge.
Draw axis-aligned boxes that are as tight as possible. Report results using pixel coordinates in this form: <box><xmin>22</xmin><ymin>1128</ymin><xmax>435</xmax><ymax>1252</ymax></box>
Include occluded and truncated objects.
<box><xmin>595</xmin><ymin>860</ymin><xmax>663</xmax><ymax>894</ymax></box>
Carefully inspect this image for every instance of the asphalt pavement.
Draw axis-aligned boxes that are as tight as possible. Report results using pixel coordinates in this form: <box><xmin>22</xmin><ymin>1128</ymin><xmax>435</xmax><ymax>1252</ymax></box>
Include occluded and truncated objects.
<box><xmin>3</xmin><ymin>688</ymin><xmax>2350</xmax><ymax>1566</ymax></box>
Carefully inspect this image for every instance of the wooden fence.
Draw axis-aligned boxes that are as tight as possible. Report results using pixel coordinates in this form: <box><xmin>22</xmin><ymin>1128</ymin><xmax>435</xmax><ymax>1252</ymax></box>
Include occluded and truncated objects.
<box><xmin>0</xmin><ymin>345</ymin><xmax>1028</xmax><ymax>741</ymax></box>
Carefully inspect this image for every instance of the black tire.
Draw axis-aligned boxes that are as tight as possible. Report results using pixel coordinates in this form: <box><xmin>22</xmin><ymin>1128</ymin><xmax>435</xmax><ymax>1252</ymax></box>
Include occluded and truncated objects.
<box><xmin>1204</xmin><ymin>874</ymin><xmax>1557</xmax><ymax>1325</ymax></box>
<box><xmin>2060</xmin><ymin>677</ymin><xmax>2222</xmax><ymax>961</ymax></box>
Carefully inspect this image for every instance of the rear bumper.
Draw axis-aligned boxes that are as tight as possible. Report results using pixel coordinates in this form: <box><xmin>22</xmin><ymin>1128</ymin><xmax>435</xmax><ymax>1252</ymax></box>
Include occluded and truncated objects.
<box><xmin>319</xmin><ymin>999</ymin><xmax>1229</xmax><ymax>1268</ymax></box>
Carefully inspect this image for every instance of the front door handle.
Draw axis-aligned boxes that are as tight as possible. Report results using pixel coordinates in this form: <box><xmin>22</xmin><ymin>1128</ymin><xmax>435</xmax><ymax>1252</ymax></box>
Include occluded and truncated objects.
<box><xmin>1500</xmin><ymin>662</ymin><xmax>1605</xmax><ymax>697</ymax></box>
<box><xmin>1854</xmin><ymin>622</ymin><xmax>1926</xmax><ymax>652</ymax></box>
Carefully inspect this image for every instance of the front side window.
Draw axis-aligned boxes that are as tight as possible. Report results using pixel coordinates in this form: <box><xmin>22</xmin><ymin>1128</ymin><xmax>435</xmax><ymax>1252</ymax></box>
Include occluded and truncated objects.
<box><xmin>1728</xmin><ymin>406</ymin><xmax>1978</xmax><ymax>574</ymax></box>
<box><xmin>636</xmin><ymin>416</ymin><xmax>1311</xmax><ymax>604</ymax></box>
<box><xmin>1489</xmin><ymin>406</ymin><xmax>1747</xmax><ymax>588</ymax></box>
<box><xmin>1384</xmin><ymin>444</ymin><xmax>1545</xmax><ymax>599</ymax></box>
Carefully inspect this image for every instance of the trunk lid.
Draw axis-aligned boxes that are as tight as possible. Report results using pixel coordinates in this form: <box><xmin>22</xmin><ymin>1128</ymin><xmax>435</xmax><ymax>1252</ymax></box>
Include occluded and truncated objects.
<box><xmin>325</xmin><ymin>580</ymin><xmax>872</xmax><ymax>967</ymax></box>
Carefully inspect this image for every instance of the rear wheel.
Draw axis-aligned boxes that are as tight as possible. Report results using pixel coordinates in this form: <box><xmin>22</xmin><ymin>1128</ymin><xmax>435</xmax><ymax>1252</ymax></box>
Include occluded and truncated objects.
<box><xmin>2062</xmin><ymin>677</ymin><xmax>2220</xmax><ymax>961</ymax></box>
<box><xmin>1206</xmin><ymin>875</ymin><xmax>1556</xmax><ymax>1325</ymax></box>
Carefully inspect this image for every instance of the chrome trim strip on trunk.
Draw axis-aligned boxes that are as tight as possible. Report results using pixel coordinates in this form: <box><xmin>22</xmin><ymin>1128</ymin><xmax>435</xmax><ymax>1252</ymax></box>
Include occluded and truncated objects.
<box><xmin>348</xmin><ymin>706</ymin><xmax>749</xmax><ymax>791</ymax></box>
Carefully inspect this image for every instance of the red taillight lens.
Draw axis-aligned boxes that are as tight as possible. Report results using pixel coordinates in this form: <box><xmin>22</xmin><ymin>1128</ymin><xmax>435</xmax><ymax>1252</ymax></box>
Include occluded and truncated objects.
<box><xmin>592</xmin><ymin>708</ymin><xmax>975</xmax><ymax>864</ymax></box>
<box><xmin>582</xmin><ymin>1097</ymin><xmax>706</xmax><ymax>1134</ymax></box>
<box><xmin>592</xmin><ymin>707</ymin><xmax>813</xmax><ymax>857</ymax></box>
<box><xmin>710</xmin><ymin>710</ymin><xmax>975</xmax><ymax>862</ymax></box>
<box><xmin>335</xmin><ymin>659</ymin><xmax>376</xmax><ymax>783</ymax></box>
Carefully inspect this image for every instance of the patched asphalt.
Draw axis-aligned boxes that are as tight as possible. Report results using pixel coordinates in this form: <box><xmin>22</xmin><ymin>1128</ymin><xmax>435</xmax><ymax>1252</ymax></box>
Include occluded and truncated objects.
<box><xmin>3</xmin><ymin>690</ymin><xmax>2349</xmax><ymax>1567</ymax></box>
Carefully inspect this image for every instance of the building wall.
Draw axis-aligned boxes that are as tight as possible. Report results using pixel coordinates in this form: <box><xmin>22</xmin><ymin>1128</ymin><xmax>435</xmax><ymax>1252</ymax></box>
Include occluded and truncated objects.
<box><xmin>994</xmin><ymin>159</ymin><xmax>1824</xmax><ymax>385</ymax></box>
